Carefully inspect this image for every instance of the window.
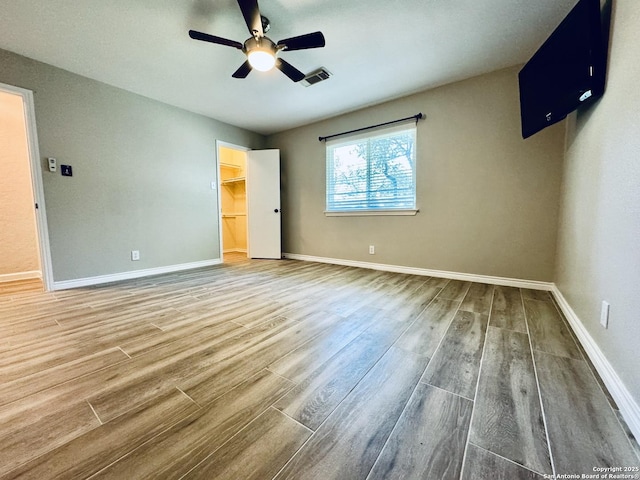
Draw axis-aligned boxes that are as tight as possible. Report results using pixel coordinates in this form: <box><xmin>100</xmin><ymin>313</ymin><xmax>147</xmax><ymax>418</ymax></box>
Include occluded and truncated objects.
<box><xmin>325</xmin><ymin>124</ymin><xmax>417</xmax><ymax>216</ymax></box>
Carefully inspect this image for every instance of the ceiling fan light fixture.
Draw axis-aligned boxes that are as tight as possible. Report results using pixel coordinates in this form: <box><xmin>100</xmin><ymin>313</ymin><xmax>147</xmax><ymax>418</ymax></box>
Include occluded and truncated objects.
<box><xmin>247</xmin><ymin>49</ymin><xmax>276</xmax><ymax>71</ymax></box>
<box><xmin>188</xmin><ymin>0</ymin><xmax>325</xmax><ymax>81</ymax></box>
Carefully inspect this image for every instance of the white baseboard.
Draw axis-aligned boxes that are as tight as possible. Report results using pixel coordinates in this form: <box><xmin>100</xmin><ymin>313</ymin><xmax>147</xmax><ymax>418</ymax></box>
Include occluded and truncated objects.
<box><xmin>282</xmin><ymin>253</ymin><xmax>553</xmax><ymax>290</ymax></box>
<box><xmin>0</xmin><ymin>271</ymin><xmax>42</xmax><ymax>283</ymax></box>
<box><xmin>52</xmin><ymin>259</ymin><xmax>222</xmax><ymax>290</ymax></box>
<box><xmin>551</xmin><ymin>286</ymin><xmax>640</xmax><ymax>443</ymax></box>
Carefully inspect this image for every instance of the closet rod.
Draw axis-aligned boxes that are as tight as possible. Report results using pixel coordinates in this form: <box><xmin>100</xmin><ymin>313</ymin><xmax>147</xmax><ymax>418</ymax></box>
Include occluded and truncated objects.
<box><xmin>318</xmin><ymin>112</ymin><xmax>424</xmax><ymax>142</ymax></box>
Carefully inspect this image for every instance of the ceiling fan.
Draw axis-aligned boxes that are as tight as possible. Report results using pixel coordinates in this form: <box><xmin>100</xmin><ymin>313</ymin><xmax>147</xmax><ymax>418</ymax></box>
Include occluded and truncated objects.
<box><xmin>188</xmin><ymin>0</ymin><xmax>325</xmax><ymax>82</ymax></box>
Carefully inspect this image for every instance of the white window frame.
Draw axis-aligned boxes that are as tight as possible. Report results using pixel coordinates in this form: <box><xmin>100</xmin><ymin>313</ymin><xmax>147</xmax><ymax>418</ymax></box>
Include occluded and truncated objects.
<box><xmin>324</xmin><ymin>123</ymin><xmax>418</xmax><ymax>217</ymax></box>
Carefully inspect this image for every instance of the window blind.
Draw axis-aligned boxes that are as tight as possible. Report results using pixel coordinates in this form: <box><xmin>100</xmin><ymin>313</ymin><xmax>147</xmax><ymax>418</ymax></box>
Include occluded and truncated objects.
<box><xmin>326</xmin><ymin>123</ymin><xmax>417</xmax><ymax>213</ymax></box>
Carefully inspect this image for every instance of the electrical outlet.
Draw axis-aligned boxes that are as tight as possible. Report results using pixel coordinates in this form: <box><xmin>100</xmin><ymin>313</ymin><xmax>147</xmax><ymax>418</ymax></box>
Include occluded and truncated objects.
<box><xmin>131</xmin><ymin>250</ymin><xmax>140</xmax><ymax>261</ymax></box>
<box><xmin>369</xmin><ymin>245</ymin><xmax>375</xmax><ymax>255</ymax></box>
<box><xmin>600</xmin><ymin>301</ymin><xmax>610</xmax><ymax>328</ymax></box>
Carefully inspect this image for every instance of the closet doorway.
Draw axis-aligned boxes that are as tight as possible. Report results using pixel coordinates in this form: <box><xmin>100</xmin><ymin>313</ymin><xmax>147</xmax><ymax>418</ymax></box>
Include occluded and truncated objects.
<box><xmin>216</xmin><ymin>141</ymin><xmax>282</xmax><ymax>263</ymax></box>
<box><xmin>217</xmin><ymin>142</ymin><xmax>248</xmax><ymax>262</ymax></box>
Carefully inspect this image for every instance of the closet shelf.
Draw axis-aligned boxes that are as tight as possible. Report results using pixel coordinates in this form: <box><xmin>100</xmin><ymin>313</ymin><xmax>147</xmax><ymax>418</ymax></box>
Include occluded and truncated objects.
<box><xmin>222</xmin><ymin>177</ymin><xmax>246</xmax><ymax>185</ymax></box>
<box><xmin>220</xmin><ymin>162</ymin><xmax>242</xmax><ymax>169</ymax></box>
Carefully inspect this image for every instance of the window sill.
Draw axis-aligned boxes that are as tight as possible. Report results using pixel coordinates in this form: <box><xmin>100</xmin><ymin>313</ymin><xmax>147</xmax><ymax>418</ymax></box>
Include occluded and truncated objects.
<box><xmin>324</xmin><ymin>209</ymin><xmax>419</xmax><ymax>217</ymax></box>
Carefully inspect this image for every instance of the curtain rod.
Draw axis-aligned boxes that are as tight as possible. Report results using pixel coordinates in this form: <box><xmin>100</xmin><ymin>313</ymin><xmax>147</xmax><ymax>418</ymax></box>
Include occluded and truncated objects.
<box><xmin>318</xmin><ymin>113</ymin><xmax>424</xmax><ymax>142</ymax></box>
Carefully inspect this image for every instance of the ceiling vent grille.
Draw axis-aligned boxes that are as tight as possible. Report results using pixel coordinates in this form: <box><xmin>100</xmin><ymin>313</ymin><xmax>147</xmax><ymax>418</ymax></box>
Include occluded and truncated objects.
<box><xmin>300</xmin><ymin>68</ymin><xmax>332</xmax><ymax>87</ymax></box>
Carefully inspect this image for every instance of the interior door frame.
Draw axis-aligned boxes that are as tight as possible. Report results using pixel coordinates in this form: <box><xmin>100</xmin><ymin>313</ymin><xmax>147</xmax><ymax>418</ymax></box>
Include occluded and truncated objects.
<box><xmin>215</xmin><ymin>140</ymin><xmax>250</xmax><ymax>261</ymax></box>
<box><xmin>0</xmin><ymin>82</ymin><xmax>54</xmax><ymax>291</ymax></box>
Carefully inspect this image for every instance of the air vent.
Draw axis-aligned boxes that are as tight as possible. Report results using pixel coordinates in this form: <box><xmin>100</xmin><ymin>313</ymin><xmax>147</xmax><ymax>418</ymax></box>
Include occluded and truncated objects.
<box><xmin>300</xmin><ymin>68</ymin><xmax>332</xmax><ymax>87</ymax></box>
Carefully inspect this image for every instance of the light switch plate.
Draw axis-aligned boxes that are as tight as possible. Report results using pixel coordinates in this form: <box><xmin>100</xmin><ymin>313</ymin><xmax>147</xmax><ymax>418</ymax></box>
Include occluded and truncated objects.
<box><xmin>600</xmin><ymin>301</ymin><xmax>610</xmax><ymax>328</ymax></box>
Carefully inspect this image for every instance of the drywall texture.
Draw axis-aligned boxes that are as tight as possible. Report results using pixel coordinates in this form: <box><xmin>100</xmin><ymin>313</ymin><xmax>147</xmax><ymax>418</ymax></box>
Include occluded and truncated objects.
<box><xmin>555</xmin><ymin>0</ymin><xmax>640</xmax><ymax>404</ymax></box>
<box><xmin>0</xmin><ymin>48</ymin><xmax>265</xmax><ymax>282</ymax></box>
<box><xmin>0</xmin><ymin>90</ymin><xmax>41</xmax><ymax>277</ymax></box>
<box><xmin>268</xmin><ymin>66</ymin><xmax>565</xmax><ymax>281</ymax></box>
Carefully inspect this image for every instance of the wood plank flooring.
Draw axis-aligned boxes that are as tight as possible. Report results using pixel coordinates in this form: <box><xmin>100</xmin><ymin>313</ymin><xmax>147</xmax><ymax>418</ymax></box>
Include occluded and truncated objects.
<box><xmin>469</xmin><ymin>326</ymin><xmax>552</xmax><ymax>474</ymax></box>
<box><xmin>0</xmin><ymin>259</ymin><xmax>638</xmax><ymax>479</ymax></box>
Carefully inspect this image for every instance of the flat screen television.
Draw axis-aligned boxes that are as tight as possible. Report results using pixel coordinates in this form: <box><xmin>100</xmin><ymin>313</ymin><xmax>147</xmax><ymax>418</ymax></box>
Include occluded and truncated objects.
<box><xmin>518</xmin><ymin>0</ymin><xmax>609</xmax><ymax>139</ymax></box>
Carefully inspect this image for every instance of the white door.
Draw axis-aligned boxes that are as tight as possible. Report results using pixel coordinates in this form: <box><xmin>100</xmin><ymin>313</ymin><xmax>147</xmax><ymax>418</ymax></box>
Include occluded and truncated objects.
<box><xmin>246</xmin><ymin>149</ymin><xmax>281</xmax><ymax>259</ymax></box>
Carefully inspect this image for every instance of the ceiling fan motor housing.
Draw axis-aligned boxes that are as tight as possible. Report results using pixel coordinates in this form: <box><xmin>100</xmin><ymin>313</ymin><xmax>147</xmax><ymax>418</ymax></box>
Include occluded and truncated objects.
<box><xmin>260</xmin><ymin>15</ymin><xmax>271</xmax><ymax>33</ymax></box>
<box><xmin>243</xmin><ymin>36</ymin><xmax>277</xmax><ymax>55</ymax></box>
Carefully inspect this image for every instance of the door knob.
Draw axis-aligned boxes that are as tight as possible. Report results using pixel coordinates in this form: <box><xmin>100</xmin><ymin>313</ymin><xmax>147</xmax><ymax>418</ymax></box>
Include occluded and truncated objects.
<box><xmin>274</xmin><ymin>208</ymin><xmax>279</xmax><ymax>213</ymax></box>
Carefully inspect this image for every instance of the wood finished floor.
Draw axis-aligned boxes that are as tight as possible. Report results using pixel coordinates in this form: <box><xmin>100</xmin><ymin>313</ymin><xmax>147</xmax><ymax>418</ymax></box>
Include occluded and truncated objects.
<box><xmin>1</xmin><ymin>259</ymin><xmax>638</xmax><ymax>479</ymax></box>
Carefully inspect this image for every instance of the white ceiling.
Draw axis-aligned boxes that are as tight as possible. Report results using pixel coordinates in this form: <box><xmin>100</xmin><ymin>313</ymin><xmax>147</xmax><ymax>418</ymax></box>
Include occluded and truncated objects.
<box><xmin>0</xmin><ymin>0</ymin><xmax>577</xmax><ymax>135</ymax></box>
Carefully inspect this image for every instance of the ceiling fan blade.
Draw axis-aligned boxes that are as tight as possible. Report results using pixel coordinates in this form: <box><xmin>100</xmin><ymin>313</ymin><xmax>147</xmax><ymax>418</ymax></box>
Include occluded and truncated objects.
<box><xmin>277</xmin><ymin>31</ymin><xmax>325</xmax><ymax>51</ymax></box>
<box><xmin>276</xmin><ymin>58</ymin><xmax>305</xmax><ymax>82</ymax></box>
<box><xmin>232</xmin><ymin>60</ymin><xmax>253</xmax><ymax>79</ymax></box>
<box><xmin>237</xmin><ymin>0</ymin><xmax>263</xmax><ymax>37</ymax></box>
<box><xmin>189</xmin><ymin>30</ymin><xmax>243</xmax><ymax>50</ymax></box>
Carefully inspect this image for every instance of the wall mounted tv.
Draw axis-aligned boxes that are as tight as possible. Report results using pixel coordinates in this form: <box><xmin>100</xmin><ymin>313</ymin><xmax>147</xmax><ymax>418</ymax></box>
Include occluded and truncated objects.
<box><xmin>518</xmin><ymin>0</ymin><xmax>609</xmax><ymax>139</ymax></box>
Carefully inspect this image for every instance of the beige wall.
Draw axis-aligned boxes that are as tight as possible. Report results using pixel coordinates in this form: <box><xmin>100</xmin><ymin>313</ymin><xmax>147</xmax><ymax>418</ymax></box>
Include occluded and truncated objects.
<box><xmin>0</xmin><ymin>48</ymin><xmax>265</xmax><ymax>282</ymax></box>
<box><xmin>268</xmin><ymin>66</ymin><xmax>566</xmax><ymax>281</ymax></box>
<box><xmin>555</xmin><ymin>0</ymin><xmax>640</xmax><ymax>404</ymax></box>
<box><xmin>0</xmin><ymin>90</ymin><xmax>41</xmax><ymax>278</ymax></box>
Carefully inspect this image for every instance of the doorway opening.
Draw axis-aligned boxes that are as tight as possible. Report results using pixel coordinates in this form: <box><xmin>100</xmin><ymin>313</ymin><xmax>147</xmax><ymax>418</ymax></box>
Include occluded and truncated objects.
<box><xmin>216</xmin><ymin>142</ymin><xmax>282</xmax><ymax>263</ymax></box>
<box><xmin>0</xmin><ymin>83</ymin><xmax>53</xmax><ymax>292</ymax></box>
<box><xmin>217</xmin><ymin>142</ymin><xmax>249</xmax><ymax>264</ymax></box>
